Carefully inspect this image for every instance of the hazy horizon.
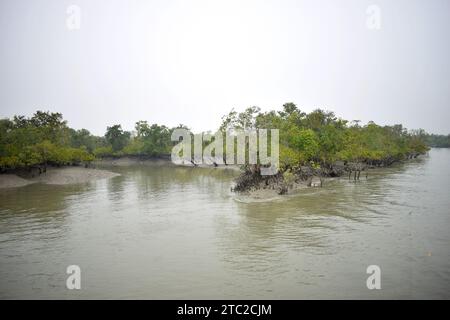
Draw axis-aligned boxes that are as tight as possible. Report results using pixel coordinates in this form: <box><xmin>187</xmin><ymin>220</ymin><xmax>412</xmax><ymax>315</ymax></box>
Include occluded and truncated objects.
<box><xmin>1</xmin><ymin>0</ymin><xmax>449</xmax><ymax>135</ymax></box>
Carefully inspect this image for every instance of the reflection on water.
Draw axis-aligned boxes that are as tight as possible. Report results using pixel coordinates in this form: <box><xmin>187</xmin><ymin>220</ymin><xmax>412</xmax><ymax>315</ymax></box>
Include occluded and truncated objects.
<box><xmin>1</xmin><ymin>149</ymin><xmax>449</xmax><ymax>299</ymax></box>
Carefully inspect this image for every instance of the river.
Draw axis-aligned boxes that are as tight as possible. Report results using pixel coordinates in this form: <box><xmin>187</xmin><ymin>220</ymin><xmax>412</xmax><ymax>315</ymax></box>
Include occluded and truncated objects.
<box><xmin>0</xmin><ymin>148</ymin><xmax>449</xmax><ymax>299</ymax></box>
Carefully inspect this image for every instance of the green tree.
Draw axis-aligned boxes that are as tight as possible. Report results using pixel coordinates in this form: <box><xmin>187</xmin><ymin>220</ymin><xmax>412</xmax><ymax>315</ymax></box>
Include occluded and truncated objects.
<box><xmin>105</xmin><ymin>125</ymin><xmax>130</xmax><ymax>152</ymax></box>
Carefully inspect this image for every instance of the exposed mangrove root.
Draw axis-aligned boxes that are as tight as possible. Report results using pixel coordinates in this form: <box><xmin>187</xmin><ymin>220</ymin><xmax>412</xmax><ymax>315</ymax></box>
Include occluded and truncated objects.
<box><xmin>233</xmin><ymin>153</ymin><xmax>423</xmax><ymax>194</ymax></box>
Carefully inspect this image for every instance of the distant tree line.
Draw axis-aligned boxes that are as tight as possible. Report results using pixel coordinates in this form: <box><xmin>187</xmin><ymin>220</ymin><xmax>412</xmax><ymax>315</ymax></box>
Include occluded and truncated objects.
<box><xmin>0</xmin><ymin>105</ymin><xmax>442</xmax><ymax>172</ymax></box>
<box><xmin>424</xmin><ymin>134</ymin><xmax>450</xmax><ymax>148</ymax></box>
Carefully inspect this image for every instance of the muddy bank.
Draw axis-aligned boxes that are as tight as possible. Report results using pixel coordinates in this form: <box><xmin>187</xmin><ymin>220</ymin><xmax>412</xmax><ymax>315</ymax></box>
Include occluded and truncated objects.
<box><xmin>0</xmin><ymin>174</ymin><xmax>35</xmax><ymax>189</ymax></box>
<box><xmin>174</xmin><ymin>160</ymin><xmax>242</xmax><ymax>172</ymax></box>
<box><xmin>234</xmin><ymin>180</ymin><xmax>312</xmax><ymax>202</ymax></box>
<box><xmin>0</xmin><ymin>157</ymin><xmax>239</xmax><ymax>189</ymax></box>
<box><xmin>233</xmin><ymin>164</ymin><xmax>332</xmax><ymax>192</ymax></box>
<box><xmin>231</xmin><ymin>157</ymin><xmax>421</xmax><ymax>198</ymax></box>
<box><xmin>94</xmin><ymin>156</ymin><xmax>242</xmax><ymax>172</ymax></box>
<box><xmin>94</xmin><ymin>156</ymin><xmax>172</xmax><ymax>167</ymax></box>
<box><xmin>0</xmin><ymin>167</ymin><xmax>119</xmax><ymax>188</ymax></box>
<box><xmin>33</xmin><ymin>167</ymin><xmax>120</xmax><ymax>185</ymax></box>
<box><xmin>232</xmin><ymin>168</ymin><xmax>324</xmax><ymax>198</ymax></box>
<box><xmin>234</xmin><ymin>154</ymin><xmax>427</xmax><ymax>200</ymax></box>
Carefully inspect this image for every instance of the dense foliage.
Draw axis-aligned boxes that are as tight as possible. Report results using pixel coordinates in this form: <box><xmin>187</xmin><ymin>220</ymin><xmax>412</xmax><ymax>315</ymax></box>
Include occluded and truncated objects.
<box><xmin>0</xmin><ymin>112</ymin><xmax>95</xmax><ymax>170</ymax></box>
<box><xmin>424</xmin><ymin>134</ymin><xmax>450</xmax><ymax>148</ymax></box>
<box><xmin>0</xmin><ymin>105</ymin><xmax>439</xmax><ymax>172</ymax></box>
<box><xmin>220</xmin><ymin>103</ymin><xmax>430</xmax><ymax>171</ymax></box>
<box><xmin>0</xmin><ymin>111</ymin><xmax>180</xmax><ymax>171</ymax></box>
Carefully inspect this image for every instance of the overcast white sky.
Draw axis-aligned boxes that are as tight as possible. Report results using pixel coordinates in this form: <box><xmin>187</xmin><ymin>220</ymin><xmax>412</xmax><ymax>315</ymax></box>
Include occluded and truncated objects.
<box><xmin>0</xmin><ymin>0</ymin><xmax>449</xmax><ymax>135</ymax></box>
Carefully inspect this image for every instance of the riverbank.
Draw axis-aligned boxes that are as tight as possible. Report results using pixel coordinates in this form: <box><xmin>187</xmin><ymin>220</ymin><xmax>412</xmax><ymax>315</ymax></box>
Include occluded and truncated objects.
<box><xmin>233</xmin><ymin>170</ymin><xmax>327</xmax><ymax>199</ymax></box>
<box><xmin>0</xmin><ymin>167</ymin><xmax>120</xmax><ymax>189</ymax></box>
<box><xmin>0</xmin><ymin>158</ymin><xmax>241</xmax><ymax>189</ymax></box>
<box><xmin>94</xmin><ymin>156</ymin><xmax>242</xmax><ymax>172</ymax></box>
<box><xmin>232</xmin><ymin>154</ymin><xmax>428</xmax><ymax>198</ymax></box>
<box><xmin>93</xmin><ymin>155</ymin><xmax>172</xmax><ymax>167</ymax></box>
<box><xmin>0</xmin><ymin>154</ymin><xmax>424</xmax><ymax>192</ymax></box>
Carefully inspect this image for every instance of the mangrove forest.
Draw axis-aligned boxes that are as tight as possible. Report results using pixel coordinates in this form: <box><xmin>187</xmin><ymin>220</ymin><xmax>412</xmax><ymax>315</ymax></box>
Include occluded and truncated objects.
<box><xmin>0</xmin><ymin>104</ymin><xmax>435</xmax><ymax>192</ymax></box>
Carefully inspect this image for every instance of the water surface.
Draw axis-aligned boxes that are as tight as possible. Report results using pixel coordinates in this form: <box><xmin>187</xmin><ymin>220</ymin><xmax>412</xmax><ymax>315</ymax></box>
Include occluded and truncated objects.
<box><xmin>1</xmin><ymin>149</ymin><xmax>449</xmax><ymax>299</ymax></box>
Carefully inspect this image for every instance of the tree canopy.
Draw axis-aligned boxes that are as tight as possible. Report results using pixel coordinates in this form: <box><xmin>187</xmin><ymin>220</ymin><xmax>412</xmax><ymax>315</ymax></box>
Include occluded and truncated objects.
<box><xmin>220</xmin><ymin>103</ymin><xmax>430</xmax><ymax>171</ymax></box>
<box><xmin>0</xmin><ymin>106</ymin><xmax>437</xmax><ymax>172</ymax></box>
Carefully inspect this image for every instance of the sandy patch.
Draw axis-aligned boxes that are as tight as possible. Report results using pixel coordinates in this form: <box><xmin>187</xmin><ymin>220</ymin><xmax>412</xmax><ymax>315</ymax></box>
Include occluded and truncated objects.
<box><xmin>34</xmin><ymin>167</ymin><xmax>120</xmax><ymax>185</ymax></box>
<box><xmin>0</xmin><ymin>167</ymin><xmax>120</xmax><ymax>188</ymax></box>
<box><xmin>0</xmin><ymin>174</ymin><xmax>35</xmax><ymax>189</ymax></box>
